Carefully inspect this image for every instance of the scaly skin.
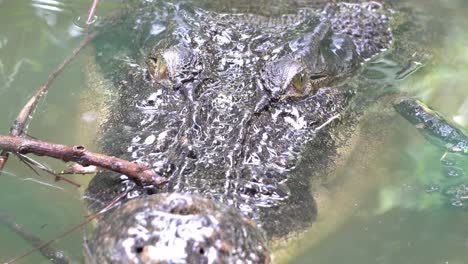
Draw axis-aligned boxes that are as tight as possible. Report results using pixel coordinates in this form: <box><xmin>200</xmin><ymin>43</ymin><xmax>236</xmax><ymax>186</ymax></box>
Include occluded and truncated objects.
<box><xmin>85</xmin><ymin>1</ymin><xmax>393</xmax><ymax>262</ymax></box>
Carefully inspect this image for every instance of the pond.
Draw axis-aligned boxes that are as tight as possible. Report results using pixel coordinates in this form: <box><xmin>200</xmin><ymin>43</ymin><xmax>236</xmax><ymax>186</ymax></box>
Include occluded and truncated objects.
<box><xmin>0</xmin><ymin>0</ymin><xmax>467</xmax><ymax>263</ymax></box>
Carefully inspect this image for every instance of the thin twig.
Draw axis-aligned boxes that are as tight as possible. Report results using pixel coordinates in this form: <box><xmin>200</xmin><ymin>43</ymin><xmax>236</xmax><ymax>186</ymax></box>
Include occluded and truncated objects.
<box><xmin>440</xmin><ymin>151</ymin><xmax>448</xmax><ymax>161</ymax></box>
<box><xmin>24</xmin><ymin>133</ymin><xmax>39</xmax><ymax>140</ymax></box>
<box><xmin>0</xmin><ymin>32</ymin><xmax>97</xmax><ymax>173</ymax></box>
<box><xmin>5</xmin><ymin>191</ymin><xmax>127</xmax><ymax>264</ymax></box>
<box><xmin>17</xmin><ymin>154</ymin><xmax>81</xmax><ymax>187</ymax></box>
<box><xmin>86</xmin><ymin>0</ymin><xmax>100</xmax><ymax>25</ymax></box>
<box><xmin>314</xmin><ymin>113</ymin><xmax>341</xmax><ymax>132</ymax></box>
<box><xmin>11</xmin><ymin>31</ymin><xmax>97</xmax><ymax>138</ymax></box>
<box><xmin>16</xmin><ymin>154</ymin><xmax>41</xmax><ymax>177</ymax></box>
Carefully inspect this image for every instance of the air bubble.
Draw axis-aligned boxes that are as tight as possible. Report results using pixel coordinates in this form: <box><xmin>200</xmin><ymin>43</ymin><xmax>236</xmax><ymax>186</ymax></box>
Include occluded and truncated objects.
<box><xmin>443</xmin><ymin>167</ymin><xmax>464</xmax><ymax>178</ymax></box>
<box><xmin>441</xmin><ymin>157</ymin><xmax>457</xmax><ymax>166</ymax></box>
<box><xmin>425</xmin><ymin>185</ymin><xmax>440</xmax><ymax>193</ymax></box>
<box><xmin>73</xmin><ymin>15</ymin><xmax>99</xmax><ymax>29</ymax></box>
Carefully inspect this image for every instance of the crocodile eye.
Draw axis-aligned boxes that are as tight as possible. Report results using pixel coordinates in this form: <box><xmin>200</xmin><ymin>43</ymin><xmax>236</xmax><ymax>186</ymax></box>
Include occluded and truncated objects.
<box><xmin>146</xmin><ymin>53</ymin><xmax>168</xmax><ymax>80</ymax></box>
<box><xmin>291</xmin><ymin>73</ymin><xmax>308</xmax><ymax>93</ymax></box>
<box><xmin>289</xmin><ymin>72</ymin><xmax>328</xmax><ymax>97</ymax></box>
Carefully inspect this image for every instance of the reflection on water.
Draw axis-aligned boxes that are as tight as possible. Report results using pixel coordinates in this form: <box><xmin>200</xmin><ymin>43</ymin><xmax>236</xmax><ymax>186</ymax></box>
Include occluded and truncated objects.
<box><xmin>1</xmin><ymin>0</ymin><xmax>468</xmax><ymax>263</ymax></box>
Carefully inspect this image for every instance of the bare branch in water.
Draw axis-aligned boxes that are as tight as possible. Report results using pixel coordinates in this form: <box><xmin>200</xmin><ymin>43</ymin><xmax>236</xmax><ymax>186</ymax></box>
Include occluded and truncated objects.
<box><xmin>0</xmin><ymin>0</ymin><xmax>101</xmax><ymax>174</ymax></box>
<box><xmin>11</xmin><ymin>31</ymin><xmax>98</xmax><ymax>138</ymax></box>
<box><xmin>0</xmin><ymin>135</ymin><xmax>167</xmax><ymax>186</ymax></box>
<box><xmin>0</xmin><ymin>32</ymin><xmax>97</xmax><ymax>173</ymax></box>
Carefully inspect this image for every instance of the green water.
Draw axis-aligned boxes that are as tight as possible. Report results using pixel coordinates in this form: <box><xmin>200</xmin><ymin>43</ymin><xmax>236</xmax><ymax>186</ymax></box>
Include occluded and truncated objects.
<box><xmin>0</xmin><ymin>0</ymin><xmax>468</xmax><ymax>263</ymax></box>
<box><xmin>275</xmin><ymin>0</ymin><xmax>468</xmax><ymax>263</ymax></box>
<box><xmin>0</xmin><ymin>1</ymin><xmax>118</xmax><ymax>263</ymax></box>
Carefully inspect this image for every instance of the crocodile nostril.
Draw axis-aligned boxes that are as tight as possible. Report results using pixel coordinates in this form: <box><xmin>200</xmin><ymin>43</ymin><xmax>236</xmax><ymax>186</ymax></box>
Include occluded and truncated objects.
<box><xmin>135</xmin><ymin>246</ymin><xmax>144</xmax><ymax>254</ymax></box>
<box><xmin>198</xmin><ymin>247</ymin><xmax>205</xmax><ymax>255</ymax></box>
<box><xmin>169</xmin><ymin>204</ymin><xmax>202</xmax><ymax>215</ymax></box>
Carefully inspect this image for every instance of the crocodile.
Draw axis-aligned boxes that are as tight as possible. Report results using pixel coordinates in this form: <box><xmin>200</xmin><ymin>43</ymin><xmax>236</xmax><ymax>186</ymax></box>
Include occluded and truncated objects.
<box><xmin>83</xmin><ymin>0</ymin><xmax>395</xmax><ymax>262</ymax></box>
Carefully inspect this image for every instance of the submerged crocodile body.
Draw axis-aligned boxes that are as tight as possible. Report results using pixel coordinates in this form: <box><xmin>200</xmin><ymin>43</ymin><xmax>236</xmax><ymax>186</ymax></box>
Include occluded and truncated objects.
<box><xmin>85</xmin><ymin>0</ymin><xmax>393</xmax><ymax>262</ymax></box>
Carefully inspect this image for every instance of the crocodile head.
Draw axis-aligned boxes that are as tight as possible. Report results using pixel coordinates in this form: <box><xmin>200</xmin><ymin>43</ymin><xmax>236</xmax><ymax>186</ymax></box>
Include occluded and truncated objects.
<box><xmin>86</xmin><ymin>1</ymin><xmax>392</xmax><ymax>262</ymax></box>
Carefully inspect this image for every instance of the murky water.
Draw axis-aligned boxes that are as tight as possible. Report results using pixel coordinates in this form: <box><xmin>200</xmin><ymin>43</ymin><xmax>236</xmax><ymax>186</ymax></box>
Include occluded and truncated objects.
<box><xmin>0</xmin><ymin>1</ymin><xmax>118</xmax><ymax>263</ymax></box>
<box><xmin>274</xmin><ymin>0</ymin><xmax>468</xmax><ymax>263</ymax></box>
<box><xmin>0</xmin><ymin>0</ymin><xmax>468</xmax><ymax>263</ymax></box>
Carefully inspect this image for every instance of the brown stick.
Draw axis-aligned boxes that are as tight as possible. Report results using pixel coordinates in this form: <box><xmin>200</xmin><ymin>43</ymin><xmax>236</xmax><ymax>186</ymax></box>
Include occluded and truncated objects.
<box><xmin>0</xmin><ymin>135</ymin><xmax>167</xmax><ymax>185</ymax></box>
<box><xmin>0</xmin><ymin>32</ymin><xmax>97</xmax><ymax>172</ymax></box>
<box><xmin>10</xmin><ymin>33</ymin><xmax>97</xmax><ymax>137</ymax></box>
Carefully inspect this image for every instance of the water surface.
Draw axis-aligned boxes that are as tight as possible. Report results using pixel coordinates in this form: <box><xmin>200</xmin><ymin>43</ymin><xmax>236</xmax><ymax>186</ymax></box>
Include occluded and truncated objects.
<box><xmin>275</xmin><ymin>0</ymin><xmax>468</xmax><ymax>263</ymax></box>
<box><xmin>0</xmin><ymin>0</ymin><xmax>468</xmax><ymax>263</ymax></box>
<box><xmin>0</xmin><ymin>1</ymin><xmax>118</xmax><ymax>262</ymax></box>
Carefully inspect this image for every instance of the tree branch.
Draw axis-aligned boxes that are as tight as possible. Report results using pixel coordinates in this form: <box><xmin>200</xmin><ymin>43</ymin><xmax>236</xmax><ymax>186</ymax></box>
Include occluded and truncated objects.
<box><xmin>0</xmin><ymin>32</ymin><xmax>97</xmax><ymax>173</ymax></box>
<box><xmin>0</xmin><ymin>135</ymin><xmax>167</xmax><ymax>186</ymax></box>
